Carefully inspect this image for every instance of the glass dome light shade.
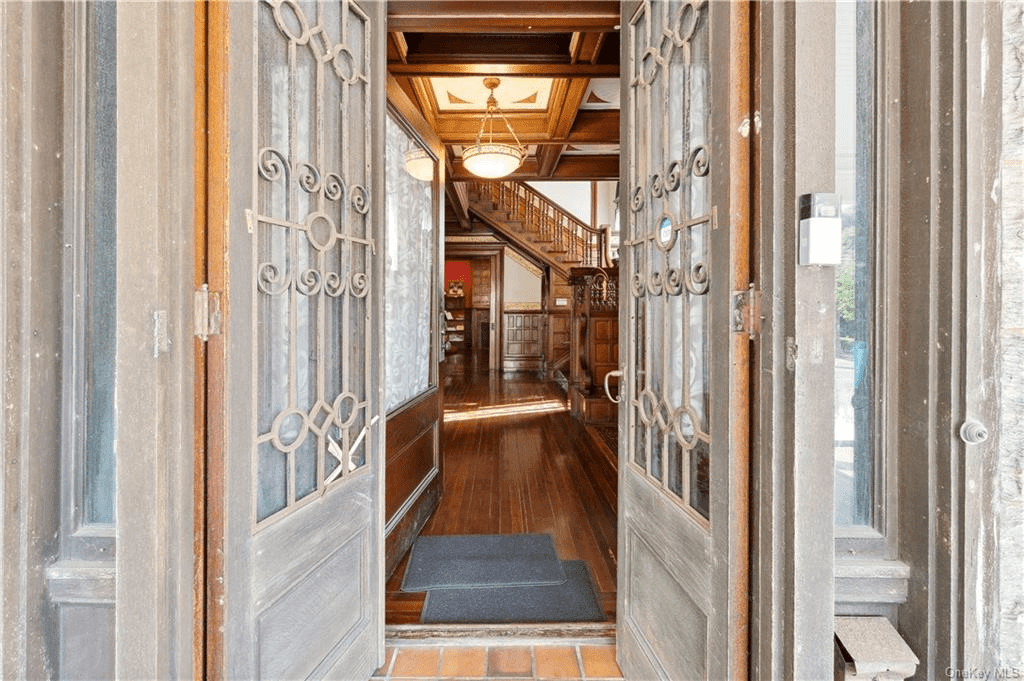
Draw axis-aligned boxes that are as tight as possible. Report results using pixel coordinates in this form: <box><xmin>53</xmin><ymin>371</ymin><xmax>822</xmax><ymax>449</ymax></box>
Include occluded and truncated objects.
<box><xmin>403</xmin><ymin>148</ymin><xmax>435</xmax><ymax>182</ymax></box>
<box><xmin>461</xmin><ymin>143</ymin><xmax>525</xmax><ymax>179</ymax></box>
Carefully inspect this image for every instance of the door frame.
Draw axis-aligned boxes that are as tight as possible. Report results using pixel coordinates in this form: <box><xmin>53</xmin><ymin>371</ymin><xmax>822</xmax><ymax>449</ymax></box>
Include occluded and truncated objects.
<box><xmin>193</xmin><ymin>0</ymin><xmax>764</xmax><ymax>672</ymax></box>
<box><xmin>194</xmin><ymin>1</ymin><xmax>229</xmax><ymax>677</ymax></box>
<box><xmin>443</xmin><ymin>244</ymin><xmax>505</xmax><ymax>372</ymax></box>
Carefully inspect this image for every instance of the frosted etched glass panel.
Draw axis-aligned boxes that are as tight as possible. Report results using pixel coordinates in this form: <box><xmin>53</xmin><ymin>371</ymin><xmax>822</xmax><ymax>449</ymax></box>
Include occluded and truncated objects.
<box><xmin>625</xmin><ymin>0</ymin><xmax>712</xmax><ymax>519</ymax></box>
<box><xmin>384</xmin><ymin>115</ymin><xmax>435</xmax><ymax>413</ymax></box>
<box><xmin>253</xmin><ymin>0</ymin><xmax>374</xmax><ymax>523</ymax></box>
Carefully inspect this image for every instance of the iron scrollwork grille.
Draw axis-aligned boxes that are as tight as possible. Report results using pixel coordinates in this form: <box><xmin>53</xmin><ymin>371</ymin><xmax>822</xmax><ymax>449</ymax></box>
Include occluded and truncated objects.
<box><xmin>251</xmin><ymin>0</ymin><xmax>375</xmax><ymax>525</ymax></box>
<box><xmin>625</xmin><ymin>0</ymin><xmax>713</xmax><ymax>520</ymax></box>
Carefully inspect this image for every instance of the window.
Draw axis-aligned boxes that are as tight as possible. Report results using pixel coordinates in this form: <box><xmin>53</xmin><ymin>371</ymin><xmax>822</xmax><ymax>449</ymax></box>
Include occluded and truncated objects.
<box><xmin>61</xmin><ymin>0</ymin><xmax>117</xmax><ymax>557</ymax></box>
<box><xmin>833</xmin><ymin>0</ymin><xmax>877</xmax><ymax>529</ymax></box>
<box><xmin>384</xmin><ymin>114</ymin><xmax>437</xmax><ymax>413</ymax></box>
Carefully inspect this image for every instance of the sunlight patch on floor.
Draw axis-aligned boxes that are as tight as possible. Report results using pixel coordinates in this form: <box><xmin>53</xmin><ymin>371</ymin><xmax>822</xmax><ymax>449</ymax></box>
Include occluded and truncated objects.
<box><xmin>444</xmin><ymin>399</ymin><xmax>568</xmax><ymax>422</ymax></box>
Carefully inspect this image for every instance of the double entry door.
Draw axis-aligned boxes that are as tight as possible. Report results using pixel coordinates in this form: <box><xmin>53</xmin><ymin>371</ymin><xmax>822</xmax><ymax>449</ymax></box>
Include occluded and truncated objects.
<box><xmin>202</xmin><ymin>1</ymin><xmax>751</xmax><ymax>678</ymax></box>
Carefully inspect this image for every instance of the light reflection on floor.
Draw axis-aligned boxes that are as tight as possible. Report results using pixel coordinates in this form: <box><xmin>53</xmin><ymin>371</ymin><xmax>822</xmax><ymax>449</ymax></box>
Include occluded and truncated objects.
<box><xmin>443</xmin><ymin>398</ymin><xmax>568</xmax><ymax>422</ymax></box>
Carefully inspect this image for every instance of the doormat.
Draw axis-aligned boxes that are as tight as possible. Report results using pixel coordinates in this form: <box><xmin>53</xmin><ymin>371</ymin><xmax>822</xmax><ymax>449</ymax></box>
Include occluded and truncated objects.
<box><xmin>401</xmin><ymin>534</ymin><xmax>566</xmax><ymax>592</ymax></box>
<box><xmin>420</xmin><ymin>560</ymin><xmax>606</xmax><ymax>624</ymax></box>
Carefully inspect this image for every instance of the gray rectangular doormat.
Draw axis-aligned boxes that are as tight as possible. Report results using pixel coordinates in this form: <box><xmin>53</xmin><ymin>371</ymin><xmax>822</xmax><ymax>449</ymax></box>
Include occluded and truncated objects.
<box><xmin>400</xmin><ymin>533</ymin><xmax>566</xmax><ymax>592</ymax></box>
<box><xmin>420</xmin><ymin>560</ymin><xmax>605</xmax><ymax>624</ymax></box>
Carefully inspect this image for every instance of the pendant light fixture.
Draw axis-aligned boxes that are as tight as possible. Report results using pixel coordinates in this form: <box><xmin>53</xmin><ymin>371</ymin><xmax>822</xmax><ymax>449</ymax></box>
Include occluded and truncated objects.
<box><xmin>461</xmin><ymin>77</ymin><xmax>527</xmax><ymax>179</ymax></box>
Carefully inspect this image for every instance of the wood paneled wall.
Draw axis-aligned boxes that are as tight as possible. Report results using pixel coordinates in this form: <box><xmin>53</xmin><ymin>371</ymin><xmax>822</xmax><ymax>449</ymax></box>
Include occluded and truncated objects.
<box><xmin>568</xmin><ymin>268</ymin><xmax>619</xmax><ymax>424</ymax></box>
<box><xmin>384</xmin><ymin>388</ymin><xmax>442</xmax><ymax>578</ymax></box>
<box><xmin>502</xmin><ymin>311</ymin><xmax>544</xmax><ymax>372</ymax></box>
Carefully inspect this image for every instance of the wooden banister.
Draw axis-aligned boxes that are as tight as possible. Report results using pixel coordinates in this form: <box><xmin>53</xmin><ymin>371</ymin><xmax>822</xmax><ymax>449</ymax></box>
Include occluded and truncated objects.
<box><xmin>468</xmin><ymin>180</ymin><xmax>610</xmax><ymax>269</ymax></box>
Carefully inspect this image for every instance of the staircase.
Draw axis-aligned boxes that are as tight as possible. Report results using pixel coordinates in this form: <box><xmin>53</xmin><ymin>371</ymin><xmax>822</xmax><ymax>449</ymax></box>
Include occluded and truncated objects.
<box><xmin>463</xmin><ymin>180</ymin><xmax>612</xmax><ymax>278</ymax></box>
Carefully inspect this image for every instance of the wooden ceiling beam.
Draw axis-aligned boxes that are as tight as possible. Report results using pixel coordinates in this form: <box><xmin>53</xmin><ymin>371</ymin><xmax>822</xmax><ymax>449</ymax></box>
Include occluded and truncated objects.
<box><xmin>387</xmin><ymin>32</ymin><xmax>409</xmax><ymax>63</ymax></box>
<box><xmin>535</xmin><ymin>144</ymin><xmax>565</xmax><ymax>177</ymax></box>
<box><xmin>401</xmin><ymin>33</ymin><xmax>572</xmax><ymax>63</ymax></box>
<box><xmin>387</xmin><ymin>62</ymin><xmax>618</xmax><ymax>78</ymax></box>
<box><xmin>387</xmin><ymin>1</ymin><xmax>620</xmax><ymax>33</ymax></box>
<box><xmin>541</xmin><ymin>76</ymin><xmax>591</xmax><ymax>173</ymax></box>
<box><xmin>407</xmin><ymin>77</ymin><xmax>439</xmax><ymax>130</ymax></box>
<box><xmin>435</xmin><ymin>110</ymin><xmax>618</xmax><ymax>144</ymax></box>
<box><xmin>570</xmin><ymin>31</ymin><xmax>606</xmax><ymax>64</ymax></box>
<box><xmin>548</xmin><ymin>77</ymin><xmax>591</xmax><ymax>138</ymax></box>
<box><xmin>548</xmin><ymin>154</ymin><xmax>619</xmax><ymax>179</ymax></box>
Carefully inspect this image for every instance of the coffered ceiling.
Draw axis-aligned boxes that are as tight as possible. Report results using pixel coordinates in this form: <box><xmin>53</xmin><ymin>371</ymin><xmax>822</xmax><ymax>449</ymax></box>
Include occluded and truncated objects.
<box><xmin>387</xmin><ymin>1</ymin><xmax>621</xmax><ymax>181</ymax></box>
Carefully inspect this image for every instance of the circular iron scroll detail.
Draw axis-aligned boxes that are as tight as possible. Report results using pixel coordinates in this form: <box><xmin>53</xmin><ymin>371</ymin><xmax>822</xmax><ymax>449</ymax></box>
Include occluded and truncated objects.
<box><xmin>665</xmin><ymin>161</ymin><xmax>683</xmax><ymax>191</ymax></box>
<box><xmin>271</xmin><ymin>408</ymin><xmax>309</xmax><ymax>453</ymax></box>
<box><xmin>647</xmin><ymin>269</ymin><xmax>665</xmax><ymax>296</ymax></box>
<box><xmin>690</xmin><ymin>146</ymin><xmax>710</xmax><ymax>177</ymax></box>
<box><xmin>270</xmin><ymin>0</ymin><xmax>311</xmax><ymax>45</ymax></box>
<box><xmin>324</xmin><ymin>173</ymin><xmax>345</xmax><ymax>201</ymax></box>
<box><xmin>305</xmin><ymin>212</ymin><xmax>337</xmax><ymax>252</ymax></box>
<box><xmin>257</xmin><ymin>262</ymin><xmax>291</xmax><ymax>296</ymax></box>
<box><xmin>296</xmin><ymin>268</ymin><xmax>322</xmax><ymax>296</ymax></box>
<box><xmin>686</xmin><ymin>262</ymin><xmax>710</xmax><ymax>295</ymax></box>
<box><xmin>651</xmin><ymin>173</ymin><xmax>665</xmax><ymax>199</ymax></box>
<box><xmin>664</xmin><ymin>267</ymin><xmax>684</xmax><ymax>296</ymax></box>
<box><xmin>297</xmin><ymin>163</ymin><xmax>322</xmax><ymax>193</ymax></box>
<box><xmin>333</xmin><ymin>392</ymin><xmax>360</xmax><ymax>429</ymax></box>
<box><xmin>331</xmin><ymin>46</ymin><xmax>358</xmax><ymax>84</ymax></box>
<box><xmin>258</xmin><ymin>147</ymin><xmax>288</xmax><ymax>183</ymax></box>
<box><xmin>351</xmin><ymin>185</ymin><xmax>370</xmax><ymax>215</ymax></box>
<box><xmin>350</xmin><ymin>272</ymin><xmax>370</xmax><ymax>298</ymax></box>
<box><xmin>324</xmin><ymin>271</ymin><xmax>345</xmax><ymax>297</ymax></box>
<box><xmin>630</xmin><ymin>185</ymin><xmax>645</xmax><ymax>213</ymax></box>
<box><xmin>630</xmin><ymin>272</ymin><xmax>646</xmax><ymax>298</ymax></box>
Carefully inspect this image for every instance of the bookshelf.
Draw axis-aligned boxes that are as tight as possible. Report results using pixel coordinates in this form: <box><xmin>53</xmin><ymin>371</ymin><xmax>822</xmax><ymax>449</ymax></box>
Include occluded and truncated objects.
<box><xmin>444</xmin><ymin>294</ymin><xmax>466</xmax><ymax>352</ymax></box>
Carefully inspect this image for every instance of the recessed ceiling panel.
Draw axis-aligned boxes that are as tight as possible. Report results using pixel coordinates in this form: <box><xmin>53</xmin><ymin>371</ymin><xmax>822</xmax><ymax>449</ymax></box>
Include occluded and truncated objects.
<box><xmin>430</xmin><ymin>76</ymin><xmax>554</xmax><ymax>112</ymax></box>
<box><xmin>579</xmin><ymin>78</ymin><xmax>620</xmax><ymax>110</ymax></box>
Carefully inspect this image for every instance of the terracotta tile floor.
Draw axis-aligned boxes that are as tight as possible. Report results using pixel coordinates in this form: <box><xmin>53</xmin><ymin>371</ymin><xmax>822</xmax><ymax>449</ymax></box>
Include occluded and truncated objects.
<box><xmin>372</xmin><ymin>643</ymin><xmax>623</xmax><ymax>680</ymax></box>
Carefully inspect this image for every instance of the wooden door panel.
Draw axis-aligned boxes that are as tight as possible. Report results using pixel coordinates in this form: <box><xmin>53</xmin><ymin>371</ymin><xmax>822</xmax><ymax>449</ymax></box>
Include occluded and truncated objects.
<box><xmin>617</xmin><ymin>0</ymin><xmax>750</xmax><ymax>677</ymax></box>
<box><xmin>254</xmin><ymin>522</ymin><xmax>371</xmax><ymax>679</ymax></box>
<box><xmin>212</xmin><ymin>1</ymin><xmax>386</xmax><ymax>678</ymax></box>
<box><xmin>622</xmin><ymin>527</ymin><xmax>708</xmax><ymax>677</ymax></box>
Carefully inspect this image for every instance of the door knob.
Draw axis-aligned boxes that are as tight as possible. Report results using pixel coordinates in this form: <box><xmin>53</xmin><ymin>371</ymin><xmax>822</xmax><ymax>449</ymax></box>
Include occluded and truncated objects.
<box><xmin>959</xmin><ymin>419</ymin><xmax>989</xmax><ymax>445</ymax></box>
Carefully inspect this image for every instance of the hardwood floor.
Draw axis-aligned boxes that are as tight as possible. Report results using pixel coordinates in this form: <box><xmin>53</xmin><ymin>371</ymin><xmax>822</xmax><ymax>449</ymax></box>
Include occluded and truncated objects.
<box><xmin>385</xmin><ymin>349</ymin><xmax>618</xmax><ymax>624</ymax></box>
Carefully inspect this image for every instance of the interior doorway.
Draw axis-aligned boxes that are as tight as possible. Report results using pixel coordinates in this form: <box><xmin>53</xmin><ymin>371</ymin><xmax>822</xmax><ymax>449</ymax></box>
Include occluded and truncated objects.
<box><xmin>443</xmin><ymin>249</ymin><xmax>503</xmax><ymax>372</ymax></box>
<box><xmin>384</xmin><ymin>235</ymin><xmax>619</xmax><ymax>627</ymax></box>
<box><xmin>385</xmin><ymin>337</ymin><xmax>618</xmax><ymax>626</ymax></box>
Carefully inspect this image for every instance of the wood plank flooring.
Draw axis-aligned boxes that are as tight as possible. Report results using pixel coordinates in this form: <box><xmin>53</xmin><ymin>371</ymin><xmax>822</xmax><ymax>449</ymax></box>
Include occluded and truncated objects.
<box><xmin>385</xmin><ymin>350</ymin><xmax>618</xmax><ymax>624</ymax></box>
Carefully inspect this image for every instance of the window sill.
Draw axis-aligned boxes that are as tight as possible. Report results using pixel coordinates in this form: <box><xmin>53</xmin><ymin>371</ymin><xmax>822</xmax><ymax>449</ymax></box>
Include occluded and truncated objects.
<box><xmin>45</xmin><ymin>559</ymin><xmax>116</xmax><ymax>605</ymax></box>
<box><xmin>835</xmin><ymin>559</ymin><xmax>909</xmax><ymax>607</ymax></box>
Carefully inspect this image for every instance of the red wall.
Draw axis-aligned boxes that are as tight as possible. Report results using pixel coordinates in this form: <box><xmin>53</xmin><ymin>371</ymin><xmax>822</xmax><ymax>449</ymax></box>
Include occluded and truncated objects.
<box><xmin>444</xmin><ymin>260</ymin><xmax>471</xmax><ymax>297</ymax></box>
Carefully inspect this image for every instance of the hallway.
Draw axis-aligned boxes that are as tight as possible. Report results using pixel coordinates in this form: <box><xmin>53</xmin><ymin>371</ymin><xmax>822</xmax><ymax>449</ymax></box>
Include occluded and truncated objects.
<box><xmin>386</xmin><ymin>350</ymin><xmax>618</xmax><ymax>624</ymax></box>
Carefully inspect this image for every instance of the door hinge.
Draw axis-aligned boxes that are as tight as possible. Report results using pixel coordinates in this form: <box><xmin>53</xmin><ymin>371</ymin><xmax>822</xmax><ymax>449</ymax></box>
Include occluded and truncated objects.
<box><xmin>730</xmin><ymin>284</ymin><xmax>761</xmax><ymax>340</ymax></box>
<box><xmin>194</xmin><ymin>284</ymin><xmax>222</xmax><ymax>342</ymax></box>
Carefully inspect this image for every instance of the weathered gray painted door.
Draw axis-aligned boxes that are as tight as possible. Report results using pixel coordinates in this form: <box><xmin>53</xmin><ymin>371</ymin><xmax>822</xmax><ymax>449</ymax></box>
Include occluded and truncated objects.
<box><xmin>617</xmin><ymin>1</ymin><xmax>750</xmax><ymax>678</ymax></box>
<box><xmin>213</xmin><ymin>1</ymin><xmax>386</xmax><ymax>678</ymax></box>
